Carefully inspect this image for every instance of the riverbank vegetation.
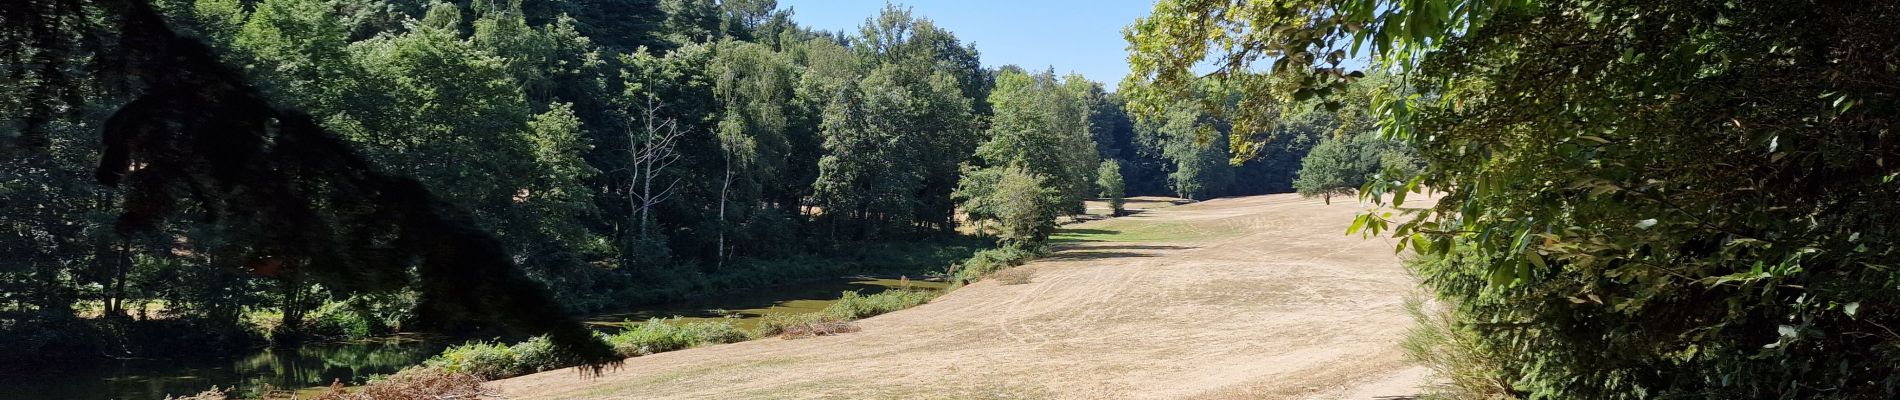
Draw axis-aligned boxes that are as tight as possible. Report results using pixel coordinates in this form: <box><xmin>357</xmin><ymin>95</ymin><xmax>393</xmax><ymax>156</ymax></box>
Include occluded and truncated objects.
<box><xmin>1129</xmin><ymin>0</ymin><xmax>1900</xmax><ymax>398</ymax></box>
<box><xmin>424</xmin><ymin>287</ymin><xmax>936</xmax><ymax>382</ymax></box>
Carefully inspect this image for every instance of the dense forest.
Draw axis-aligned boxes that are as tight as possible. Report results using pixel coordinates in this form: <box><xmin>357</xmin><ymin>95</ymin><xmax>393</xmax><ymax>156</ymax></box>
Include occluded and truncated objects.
<box><xmin>0</xmin><ymin>0</ymin><xmax>1398</xmax><ymax>377</ymax></box>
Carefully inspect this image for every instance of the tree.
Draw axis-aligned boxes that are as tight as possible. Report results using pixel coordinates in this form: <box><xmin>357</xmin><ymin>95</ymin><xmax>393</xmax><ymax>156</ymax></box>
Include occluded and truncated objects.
<box><xmin>2</xmin><ymin>0</ymin><xmax>617</xmax><ymax>365</ymax></box>
<box><xmin>708</xmin><ymin>39</ymin><xmax>794</xmax><ymax>266</ymax></box>
<box><xmin>624</xmin><ymin>97</ymin><xmax>689</xmax><ymax>244</ymax></box>
<box><xmin>1291</xmin><ymin>136</ymin><xmax>1367</xmax><ymax>204</ymax></box>
<box><xmin>1137</xmin><ymin>101</ymin><xmax>1233</xmax><ymax>200</ymax></box>
<box><xmin>1095</xmin><ymin>159</ymin><xmax>1126</xmax><ymax>216</ymax></box>
<box><xmin>955</xmin><ymin>166</ymin><xmax>1063</xmax><ymax>246</ymax></box>
<box><xmin>1129</xmin><ymin>0</ymin><xmax>1900</xmax><ymax>398</ymax></box>
<box><xmin>974</xmin><ymin>69</ymin><xmax>1099</xmax><ymax>211</ymax></box>
<box><xmin>812</xmin><ymin>65</ymin><xmax>974</xmax><ymax>238</ymax></box>
<box><xmin>810</xmin><ymin>8</ymin><xmax>981</xmax><ymax>238</ymax></box>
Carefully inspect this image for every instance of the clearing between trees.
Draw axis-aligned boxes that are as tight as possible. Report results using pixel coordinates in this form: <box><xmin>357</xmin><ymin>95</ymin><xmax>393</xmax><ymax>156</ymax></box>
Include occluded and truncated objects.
<box><xmin>494</xmin><ymin>193</ymin><xmax>1425</xmax><ymax>399</ymax></box>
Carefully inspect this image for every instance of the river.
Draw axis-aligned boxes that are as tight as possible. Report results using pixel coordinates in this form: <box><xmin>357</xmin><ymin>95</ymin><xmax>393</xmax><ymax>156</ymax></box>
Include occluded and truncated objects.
<box><xmin>0</xmin><ymin>275</ymin><xmax>945</xmax><ymax>400</ymax></box>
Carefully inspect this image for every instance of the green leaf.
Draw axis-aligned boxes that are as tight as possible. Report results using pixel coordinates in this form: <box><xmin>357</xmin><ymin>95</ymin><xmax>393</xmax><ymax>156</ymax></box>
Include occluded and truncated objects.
<box><xmin>1844</xmin><ymin>302</ymin><xmax>1860</xmax><ymax>318</ymax></box>
<box><xmin>1487</xmin><ymin>261</ymin><xmax>1517</xmax><ymax>286</ymax></box>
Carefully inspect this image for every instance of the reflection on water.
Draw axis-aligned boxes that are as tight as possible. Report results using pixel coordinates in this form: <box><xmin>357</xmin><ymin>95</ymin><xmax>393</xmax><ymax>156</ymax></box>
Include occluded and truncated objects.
<box><xmin>0</xmin><ymin>336</ymin><xmax>446</xmax><ymax>400</ymax></box>
<box><xmin>3</xmin><ymin>275</ymin><xmax>943</xmax><ymax>400</ymax></box>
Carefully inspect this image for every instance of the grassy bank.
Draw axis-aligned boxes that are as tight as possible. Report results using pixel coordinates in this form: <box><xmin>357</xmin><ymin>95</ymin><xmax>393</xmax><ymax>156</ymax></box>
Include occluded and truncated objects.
<box><xmin>599</xmin><ymin>234</ymin><xmax>990</xmax><ymax>309</ymax></box>
<box><xmin>415</xmin><ymin>288</ymin><xmax>944</xmax><ymax>383</ymax></box>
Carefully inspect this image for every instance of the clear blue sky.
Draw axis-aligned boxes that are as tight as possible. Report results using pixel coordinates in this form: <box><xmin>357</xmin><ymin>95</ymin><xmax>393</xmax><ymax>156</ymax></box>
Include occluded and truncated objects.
<box><xmin>776</xmin><ymin>0</ymin><xmax>1159</xmax><ymax>91</ymax></box>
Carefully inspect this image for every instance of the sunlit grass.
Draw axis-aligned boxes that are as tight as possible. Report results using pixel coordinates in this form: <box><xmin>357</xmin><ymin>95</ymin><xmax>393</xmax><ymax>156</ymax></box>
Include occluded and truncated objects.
<box><xmin>1050</xmin><ymin>219</ymin><xmax>1236</xmax><ymax>243</ymax></box>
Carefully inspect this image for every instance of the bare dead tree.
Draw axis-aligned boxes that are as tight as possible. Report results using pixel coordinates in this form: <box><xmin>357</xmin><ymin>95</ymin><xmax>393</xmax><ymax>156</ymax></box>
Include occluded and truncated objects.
<box><xmin>626</xmin><ymin>96</ymin><xmax>687</xmax><ymax>241</ymax></box>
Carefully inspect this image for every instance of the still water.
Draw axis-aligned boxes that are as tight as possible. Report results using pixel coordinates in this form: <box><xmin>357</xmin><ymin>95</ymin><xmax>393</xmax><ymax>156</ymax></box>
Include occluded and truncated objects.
<box><xmin>1</xmin><ymin>275</ymin><xmax>943</xmax><ymax>400</ymax></box>
<box><xmin>0</xmin><ymin>336</ymin><xmax>448</xmax><ymax>399</ymax></box>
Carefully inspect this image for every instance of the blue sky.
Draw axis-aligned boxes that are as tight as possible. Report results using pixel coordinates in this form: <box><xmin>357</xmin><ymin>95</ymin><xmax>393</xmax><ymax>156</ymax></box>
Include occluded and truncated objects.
<box><xmin>776</xmin><ymin>0</ymin><xmax>1160</xmax><ymax>90</ymax></box>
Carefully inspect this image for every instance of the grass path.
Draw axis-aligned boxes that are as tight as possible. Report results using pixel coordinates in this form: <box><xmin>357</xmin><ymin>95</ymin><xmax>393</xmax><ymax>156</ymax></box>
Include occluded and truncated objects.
<box><xmin>493</xmin><ymin>193</ymin><xmax>1427</xmax><ymax>399</ymax></box>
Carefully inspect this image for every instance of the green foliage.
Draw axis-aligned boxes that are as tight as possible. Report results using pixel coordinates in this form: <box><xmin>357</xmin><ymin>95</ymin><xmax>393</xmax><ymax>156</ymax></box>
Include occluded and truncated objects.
<box><xmin>822</xmin><ymin>290</ymin><xmax>934</xmax><ymax>320</ymax></box>
<box><xmin>974</xmin><ymin>69</ymin><xmax>1101</xmax><ymax>210</ymax></box>
<box><xmin>426</xmin><ymin>340</ymin><xmax>537</xmax><ymax>380</ymax></box>
<box><xmin>956</xmin><ymin>166</ymin><xmax>1067</xmax><ymax>246</ymax></box>
<box><xmin>425</xmin><ymin>317</ymin><xmax>749</xmax><ymax>381</ymax></box>
<box><xmin>306</xmin><ymin>294</ymin><xmax>417</xmax><ymax>340</ymax></box>
<box><xmin>1292</xmin><ymin>137</ymin><xmax>1358</xmax><ymax>203</ymax></box>
<box><xmin>812</xmin><ymin>59</ymin><xmax>978</xmax><ymax>238</ymax></box>
<box><xmin>1095</xmin><ymin>159</ymin><xmax>1126</xmax><ymax>215</ymax></box>
<box><xmin>606</xmin><ymin>318</ymin><xmax>749</xmax><ymax>356</ymax></box>
<box><xmin>1132</xmin><ymin>0</ymin><xmax>1900</xmax><ymax>398</ymax></box>
<box><xmin>955</xmin><ymin>244</ymin><xmax>1047</xmax><ymax>283</ymax></box>
<box><xmin>1292</xmin><ymin>133</ymin><xmax>1413</xmax><ymax>204</ymax></box>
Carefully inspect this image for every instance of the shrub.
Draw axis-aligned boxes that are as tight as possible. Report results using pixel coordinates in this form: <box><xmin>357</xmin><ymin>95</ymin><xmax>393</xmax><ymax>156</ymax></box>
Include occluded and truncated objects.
<box><xmin>605</xmin><ymin>318</ymin><xmax>747</xmax><ymax>356</ymax></box>
<box><xmin>506</xmin><ymin>336</ymin><xmax>563</xmax><ymax>374</ymax></box>
<box><xmin>419</xmin><ymin>318</ymin><xmax>750</xmax><ymax>382</ymax></box>
<box><xmin>954</xmin><ymin>166</ymin><xmax>1067</xmax><ymax>245</ymax></box>
<box><xmin>425</xmin><ymin>341</ymin><xmax>526</xmax><ymax>380</ymax></box>
<box><xmin>823</xmin><ymin>290</ymin><xmax>935</xmax><ymax>320</ymax></box>
<box><xmin>306</xmin><ymin>303</ymin><xmax>373</xmax><ymax>340</ymax></box>
<box><xmin>956</xmin><ymin>244</ymin><xmax>1045</xmax><ymax>283</ymax></box>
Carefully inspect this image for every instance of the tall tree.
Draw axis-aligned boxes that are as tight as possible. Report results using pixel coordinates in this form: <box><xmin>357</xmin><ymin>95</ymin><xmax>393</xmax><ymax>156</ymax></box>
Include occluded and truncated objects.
<box><xmin>1095</xmin><ymin>159</ymin><xmax>1126</xmax><ymax>216</ymax></box>
<box><xmin>973</xmin><ymin>69</ymin><xmax>1099</xmax><ymax>211</ymax></box>
<box><xmin>708</xmin><ymin>38</ymin><xmax>794</xmax><ymax>265</ymax></box>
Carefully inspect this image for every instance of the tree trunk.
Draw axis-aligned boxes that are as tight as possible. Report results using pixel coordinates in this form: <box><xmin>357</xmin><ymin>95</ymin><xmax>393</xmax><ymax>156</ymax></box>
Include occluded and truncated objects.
<box><xmin>639</xmin><ymin>160</ymin><xmax>654</xmax><ymax>240</ymax></box>
<box><xmin>718</xmin><ymin>156</ymin><xmax>731</xmax><ymax>270</ymax></box>
<box><xmin>108</xmin><ymin>239</ymin><xmax>129</xmax><ymax>318</ymax></box>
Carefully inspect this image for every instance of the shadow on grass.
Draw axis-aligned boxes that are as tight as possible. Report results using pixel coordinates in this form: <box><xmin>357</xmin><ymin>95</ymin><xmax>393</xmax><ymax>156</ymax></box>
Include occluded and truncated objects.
<box><xmin>1056</xmin><ymin>244</ymin><xmax>1190</xmax><ymax>253</ymax></box>
<box><xmin>582</xmin><ymin>275</ymin><xmax>947</xmax><ymax>328</ymax></box>
<box><xmin>1061</xmin><ymin>209</ymin><xmax>1151</xmax><ymax>225</ymax></box>
<box><xmin>1042</xmin><ymin>251</ymin><xmax>1160</xmax><ymax>261</ymax></box>
<box><xmin>1050</xmin><ymin>228</ymin><xmax>1121</xmax><ymax>243</ymax></box>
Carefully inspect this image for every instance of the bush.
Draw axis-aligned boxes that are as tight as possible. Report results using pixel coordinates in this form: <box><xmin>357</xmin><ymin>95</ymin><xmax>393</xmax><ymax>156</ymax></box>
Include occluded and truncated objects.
<box><xmin>425</xmin><ymin>341</ymin><xmax>528</xmax><ymax>380</ymax></box>
<box><xmin>604</xmin><ymin>318</ymin><xmax>748</xmax><ymax>356</ymax></box>
<box><xmin>306</xmin><ymin>303</ymin><xmax>373</xmax><ymax>340</ymax></box>
<box><xmin>956</xmin><ymin>244</ymin><xmax>1045</xmax><ymax>283</ymax></box>
<box><xmin>426</xmin><ymin>336</ymin><xmax>581</xmax><ymax>380</ymax></box>
<box><xmin>823</xmin><ymin>290</ymin><xmax>935</xmax><ymax>320</ymax></box>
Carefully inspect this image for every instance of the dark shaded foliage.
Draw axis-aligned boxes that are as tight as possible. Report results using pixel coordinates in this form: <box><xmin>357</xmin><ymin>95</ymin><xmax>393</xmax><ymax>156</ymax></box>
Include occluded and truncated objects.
<box><xmin>6</xmin><ymin>0</ymin><xmax>615</xmax><ymax>368</ymax></box>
